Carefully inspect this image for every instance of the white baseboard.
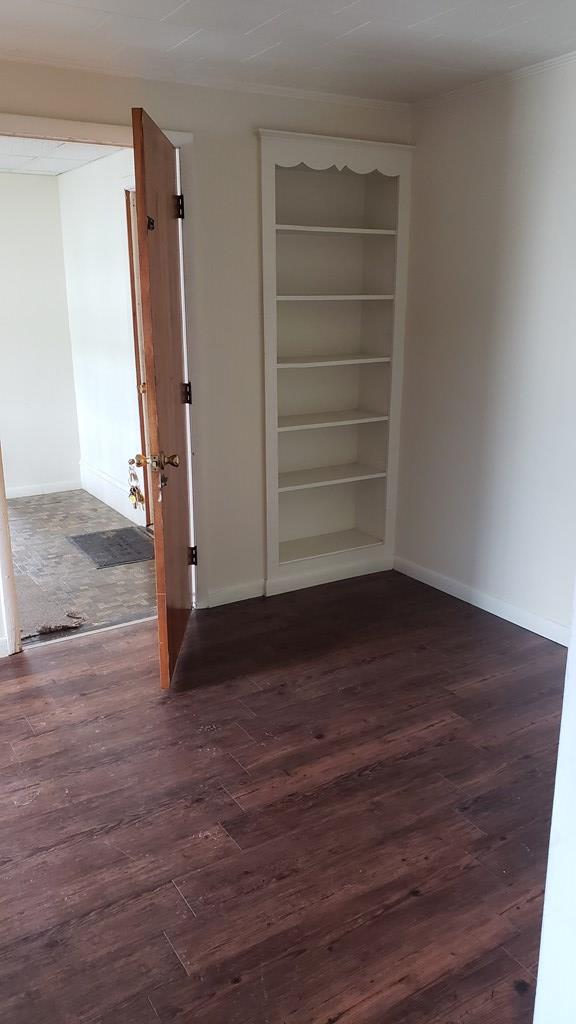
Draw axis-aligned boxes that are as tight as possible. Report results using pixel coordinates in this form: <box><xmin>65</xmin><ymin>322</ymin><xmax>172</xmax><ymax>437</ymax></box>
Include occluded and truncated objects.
<box><xmin>0</xmin><ymin>636</ymin><xmax>10</xmax><ymax>658</ymax></box>
<box><xmin>197</xmin><ymin>579</ymin><xmax>265</xmax><ymax>608</ymax></box>
<box><xmin>6</xmin><ymin>479</ymin><xmax>81</xmax><ymax>498</ymax></box>
<box><xmin>395</xmin><ymin>556</ymin><xmax>570</xmax><ymax>647</ymax></box>
<box><xmin>267</xmin><ymin>551</ymin><xmax>394</xmax><ymax>597</ymax></box>
<box><xmin>80</xmin><ymin>461</ymin><xmax>144</xmax><ymax>525</ymax></box>
<box><xmin>197</xmin><ymin>552</ymin><xmax>394</xmax><ymax>608</ymax></box>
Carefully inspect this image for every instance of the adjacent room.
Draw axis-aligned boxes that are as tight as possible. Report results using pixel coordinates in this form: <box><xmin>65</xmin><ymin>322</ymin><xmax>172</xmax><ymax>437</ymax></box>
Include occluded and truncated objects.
<box><xmin>0</xmin><ymin>136</ymin><xmax>156</xmax><ymax>644</ymax></box>
<box><xmin>1</xmin><ymin>2</ymin><xmax>576</xmax><ymax>1023</ymax></box>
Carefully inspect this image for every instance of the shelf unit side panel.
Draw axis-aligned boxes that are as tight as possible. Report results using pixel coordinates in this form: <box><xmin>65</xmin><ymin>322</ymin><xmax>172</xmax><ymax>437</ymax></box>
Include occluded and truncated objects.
<box><xmin>383</xmin><ymin>166</ymin><xmax>412</xmax><ymax>555</ymax></box>
<box><xmin>261</xmin><ymin>142</ymin><xmax>280</xmax><ymax>577</ymax></box>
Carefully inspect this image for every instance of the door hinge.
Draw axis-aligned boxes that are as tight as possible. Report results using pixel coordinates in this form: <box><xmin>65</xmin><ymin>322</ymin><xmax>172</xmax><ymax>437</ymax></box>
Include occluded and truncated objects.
<box><xmin>189</xmin><ymin>545</ymin><xmax>198</xmax><ymax>566</ymax></box>
<box><xmin>175</xmin><ymin>194</ymin><xmax>185</xmax><ymax>219</ymax></box>
<box><xmin>182</xmin><ymin>381</ymin><xmax>192</xmax><ymax>404</ymax></box>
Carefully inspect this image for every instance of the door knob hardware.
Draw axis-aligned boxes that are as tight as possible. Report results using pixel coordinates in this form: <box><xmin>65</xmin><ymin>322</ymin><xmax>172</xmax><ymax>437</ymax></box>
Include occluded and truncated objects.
<box><xmin>127</xmin><ymin>458</ymin><xmax>146</xmax><ymax>510</ymax></box>
<box><xmin>131</xmin><ymin>452</ymin><xmax>180</xmax><ymax>472</ymax></box>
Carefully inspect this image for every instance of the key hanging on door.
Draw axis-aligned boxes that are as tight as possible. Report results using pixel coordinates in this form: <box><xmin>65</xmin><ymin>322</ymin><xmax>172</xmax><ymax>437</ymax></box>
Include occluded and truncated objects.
<box><xmin>128</xmin><ymin>458</ymin><xmax>146</xmax><ymax>510</ymax></box>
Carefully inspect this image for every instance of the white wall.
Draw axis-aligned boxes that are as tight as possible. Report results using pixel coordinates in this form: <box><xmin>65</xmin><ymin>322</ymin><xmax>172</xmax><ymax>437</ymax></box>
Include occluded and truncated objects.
<box><xmin>535</xmin><ymin>588</ymin><xmax>576</xmax><ymax>1022</ymax></box>
<box><xmin>0</xmin><ymin>172</ymin><xmax>81</xmax><ymax>497</ymax></box>
<box><xmin>58</xmin><ymin>147</ymin><xmax>144</xmax><ymax>525</ymax></box>
<box><xmin>397</xmin><ymin>61</ymin><xmax>576</xmax><ymax>644</ymax></box>
<box><xmin>0</xmin><ymin>58</ymin><xmax>411</xmax><ymax>605</ymax></box>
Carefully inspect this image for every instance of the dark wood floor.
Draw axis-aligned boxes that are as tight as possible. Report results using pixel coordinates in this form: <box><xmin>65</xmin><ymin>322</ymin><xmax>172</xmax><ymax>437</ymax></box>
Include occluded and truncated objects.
<box><xmin>0</xmin><ymin>571</ymin><xmax>566</xmax><ymax>1023</ymax></box>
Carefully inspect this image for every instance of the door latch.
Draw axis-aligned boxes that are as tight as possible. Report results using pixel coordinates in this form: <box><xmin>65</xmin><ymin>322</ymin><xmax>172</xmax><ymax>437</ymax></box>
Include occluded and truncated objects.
<box><xmin>131</xmin><ymin>452</ymin><xmax>180</xmax><ymax>472</ymax></box>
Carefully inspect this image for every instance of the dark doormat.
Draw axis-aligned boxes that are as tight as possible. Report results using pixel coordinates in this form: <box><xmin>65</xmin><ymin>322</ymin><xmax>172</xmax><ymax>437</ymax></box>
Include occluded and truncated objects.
<box><xmin>68</xmin><ymin>527</ymin><xmax>154</xmax><ymax>569</ymax></box>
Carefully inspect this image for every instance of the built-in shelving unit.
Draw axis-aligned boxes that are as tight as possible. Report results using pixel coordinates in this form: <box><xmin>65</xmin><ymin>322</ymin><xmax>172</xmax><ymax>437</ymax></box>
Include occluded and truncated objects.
<box><xmin>260</xmin><ymin>129</ymin><xmax>412</xmax><ymax>595</ymax></box>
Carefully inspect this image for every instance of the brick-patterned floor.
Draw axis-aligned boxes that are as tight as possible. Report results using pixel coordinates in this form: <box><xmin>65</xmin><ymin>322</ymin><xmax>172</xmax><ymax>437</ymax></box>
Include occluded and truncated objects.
<box><xmin>8</xmin><ymin>489</ymin><xmax>157</xmax><ymax>643</ymax></box>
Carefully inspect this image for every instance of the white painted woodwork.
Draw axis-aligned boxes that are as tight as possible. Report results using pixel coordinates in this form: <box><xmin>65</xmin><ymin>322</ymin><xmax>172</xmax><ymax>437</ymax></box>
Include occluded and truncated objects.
<box><xmin>276</xmin><ymin>225</ymin><xmax>397</xmax><ymax>236</ymax></box>
<box><xmin>277</xmin><ymin>294</ymin><xmax>395</xmax><ymax>301</ymax></box>
<box><xmin>278</xmin><ymin>354</ymin><xmax>391</xmax><ymax>368</ymax></box>
<box><xmin>261</xmin><ymin>129</ymin><xmax>411</xmax><ymax>594</ymax></box>
<box><xmin>280</xmin><ymin>529</ymin><xmax>382</xmax><ymax>564</ymax></box>
<box><xmin>0</xmin><ymin>444</ymin><xmax>20</xmax><ymax>656</ymax></box>
<box><xmin>278</xmin><ymin>410</ymin><xmax>389</xmax><ymax>432</ymax></box>
<box><xmin>279</xmin><ymin>463</ymin><xmax>387</xmax><ymax>492</ymax></box>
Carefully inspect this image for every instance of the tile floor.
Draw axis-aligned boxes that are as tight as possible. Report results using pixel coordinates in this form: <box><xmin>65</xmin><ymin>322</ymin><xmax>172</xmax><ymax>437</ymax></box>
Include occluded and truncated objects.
<box><xmin>8</xmin><ymin>489</ymin><xmax>157</xmax><ymax>643</ymax></box>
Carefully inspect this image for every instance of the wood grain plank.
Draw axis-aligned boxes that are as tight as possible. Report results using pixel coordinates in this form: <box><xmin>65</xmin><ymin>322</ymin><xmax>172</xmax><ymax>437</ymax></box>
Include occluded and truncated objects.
<box><xmin>0</xmin><ymin>572</ymin><xmax>564</xmax><ymax>1022</ymax></box>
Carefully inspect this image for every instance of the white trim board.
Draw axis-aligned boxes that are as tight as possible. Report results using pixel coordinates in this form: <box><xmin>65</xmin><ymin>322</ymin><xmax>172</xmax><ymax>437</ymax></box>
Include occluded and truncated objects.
<box><xmin>419</xmin><ymin>46</ymin><xmax>576</xmax><ymax>110</ymax></box>
<box><xmin>0</xmin><ymin>443</ymin><xmax>21</xmax><ymax>656</ymax></box>
<box><xmin>0</xmin><ymin>112</ymin><xmax>193</xmax><ymax>148</ymax></box>
<box><xmin>267</xmin><ymin>553</ymin><xmax>394</xmax><ymax>598</ymax></box>
<box><xmin>80</xmin><ymin>462</ymin><xmax>144</xmax><ymax>525</ymax></box>
<box><xmin>5</xmin><ymin>479</ymin><xmax>82</xmax><ymax>498</ymax></box>
<box><xmin>196</xmin><ymin>579</ymin><xmax>265</xmax><ymax>609</ymax></box>
<box><xmin>0</xmin><ymin>58</ymin><xmax>410</xmax><ymax>114</ymax></box>
<box><xmin>395</xmin><ymin>556</ymin><xmax>570</xmax><ymax>647</ymax></box>
<box><xmin>198</xmin><ymin>552</ymin><xmax>396</xmax><ymax>608</ymax></box>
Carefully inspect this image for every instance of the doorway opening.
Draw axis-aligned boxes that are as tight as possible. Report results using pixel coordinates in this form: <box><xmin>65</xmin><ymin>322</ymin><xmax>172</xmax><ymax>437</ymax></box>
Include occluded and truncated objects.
<box><xmin>0</xmin><ymin>135</ymin><xmax>156</xmax><ymax>646</ymax></box>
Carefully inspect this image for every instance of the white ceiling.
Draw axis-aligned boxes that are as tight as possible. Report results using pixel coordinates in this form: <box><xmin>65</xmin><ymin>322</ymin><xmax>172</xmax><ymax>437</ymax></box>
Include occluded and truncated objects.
<box><xmin>0</xmin><ymin>1</ymin><xmax>575</xmax><ymax>102</ymax></box>
<box><xmin>0</xmin><ymin>136</ymin><xmax>123</xmax><ymax>175</ymax></box>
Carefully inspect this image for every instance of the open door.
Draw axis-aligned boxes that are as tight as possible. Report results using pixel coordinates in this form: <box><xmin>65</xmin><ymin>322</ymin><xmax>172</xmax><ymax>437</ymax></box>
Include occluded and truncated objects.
<box><xmin>132</xmin><ymin>108</ymin><xmax>192</xmax><ymax>689</ymax></box>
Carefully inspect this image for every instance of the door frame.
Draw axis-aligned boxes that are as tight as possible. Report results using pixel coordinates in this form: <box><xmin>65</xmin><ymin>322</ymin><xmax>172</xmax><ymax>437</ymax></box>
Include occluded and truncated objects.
<box><xmin>0</xmin><ymin>112</ymin><xmax>208</xmax><ymax>642</ymax></box>
<box><xmin>0</xmin><ymin>444</ymin><xmax>20</xmax><ymax>656</ymax></box>
<box><xmin>125</xmin><ymin>188</ymin><xmax>153</xmax><ymax>527</ymax></box>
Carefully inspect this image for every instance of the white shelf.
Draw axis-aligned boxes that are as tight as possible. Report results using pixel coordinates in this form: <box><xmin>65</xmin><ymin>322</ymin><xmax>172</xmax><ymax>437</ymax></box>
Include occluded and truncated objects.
<box><xmin>276</xmin><ymin>224</ymin><xmax>397</xmax><ymax>236</ymax></box>
<box><xmin>277</xmin><ymin>294</ymin><xmax>394</xmax><ymax>302</ymax></box>
<box><xmin>277</xmin><ymin>354</ymin><xmax>391</xmax><ymax>369</ymax></box>
<box><xmin>278</xmin><ymin>466</ymin><xmax>385</xmax><ymax>493</ymax></box>
<box><xmin>279</xmin><ymin>462</ymin><xmax>386</xmax><ymax>492</ymax></box>
<box><xmin>278</xmin><ymin>409</ymin><xmax>389</xmax><ymax>432</ymax></box>
<box><xmin>279</xmin><ymin>528</ymin><xmax>383</xmax><ymax>564</ymax></box>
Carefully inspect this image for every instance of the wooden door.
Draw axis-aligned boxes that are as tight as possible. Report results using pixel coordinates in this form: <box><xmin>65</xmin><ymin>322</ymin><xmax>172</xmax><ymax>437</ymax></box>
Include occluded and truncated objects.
<box><xmin>132</xmin><ymin>108</ymin><xmax>192</xmax><ymax>688</ymax></box>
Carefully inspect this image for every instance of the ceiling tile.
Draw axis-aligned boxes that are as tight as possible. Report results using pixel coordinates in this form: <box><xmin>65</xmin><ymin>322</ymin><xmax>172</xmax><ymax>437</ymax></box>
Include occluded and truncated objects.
<box><xmin>0</xmin><ymin>0</ymin><xmax>573</xmax><ymax>103</ymax></box>
<box><xmin>55</xmin><ymin>142</ymin><xmax>122</xmax><ymax>159</ymax></box>
<box><xmin>8</xmin><ymin>0</ymin><xmax>109</xmax><ymax>32</ymax></box>
<box><xmin>0</xmin><ymin>154</ymin><xmax>35</xmax><ymax>170</ymax></box>
<box><xmin>165</xmin><ymin>0</ymin><xmax>290</xmax><ymax>33</ymax></box>
<box><xmin>41</xmin><ymin>0</ymin><xmax>186</xmax><ymax>16</ymax></box>
<box><xmin>0</xmin><ymin>141</ymin><xmax>128</xmax><ymax>175</ymax></box>
<box><xmin>24</xmin><ymin>155</ymin><xmax>94</xmax><ymax>171</ymax></box>
<box><xmin>167</xmin><ymin>28</ymin><xmax>273</xmax><ymax>60</ymax></box>
<box><xmin>0</xmin><ymin>135</ymin><xmax>61</xmax><ymax>156</ymax></box>
<box><xmin>91</xmin><ymin>13</ymin><xmax>196</xmax><ymax>47</ymax></box>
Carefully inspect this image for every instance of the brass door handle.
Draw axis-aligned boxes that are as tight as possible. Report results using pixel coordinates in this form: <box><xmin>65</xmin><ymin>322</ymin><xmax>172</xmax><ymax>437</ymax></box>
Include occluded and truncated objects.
<box><xmin>131</xmin><ymin>453</ymin><xmax>180</xmax><ymax>471</ymax></box>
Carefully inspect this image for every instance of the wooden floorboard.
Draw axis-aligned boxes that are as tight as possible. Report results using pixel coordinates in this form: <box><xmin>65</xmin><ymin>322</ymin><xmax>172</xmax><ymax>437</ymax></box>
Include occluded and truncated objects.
<box><xmin>0</xmin><ymin>570</ymin><xmax>565</xmax><ymax>1023</ymax></box>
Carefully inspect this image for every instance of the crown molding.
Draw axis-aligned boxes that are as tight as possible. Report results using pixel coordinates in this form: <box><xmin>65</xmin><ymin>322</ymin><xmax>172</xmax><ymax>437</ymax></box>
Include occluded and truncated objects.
<box><xmin>258</xmin><ymin>128</ymin><xmax>414</xmax><ymax>149</ymax></box>
<box><xmin>174</xmin><ymin>74</ymin><xmax>408</xmax><ymax>111</ymax></box>
<box><xmin>0</xmin><ymin>53</ymin><xmax>409</xmax><ymax>113</ymax></box>
<box><xmin>509</xmin><ymin>47</ymin><xmax>576</xmax><ymax>81</ymax></box>
<box><xmin>417</xmin><ymin>47</ymin><xmax>576</xmax><ymax>107</ymax></box>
